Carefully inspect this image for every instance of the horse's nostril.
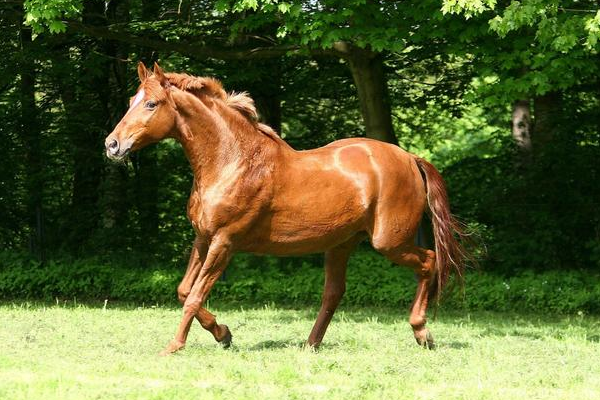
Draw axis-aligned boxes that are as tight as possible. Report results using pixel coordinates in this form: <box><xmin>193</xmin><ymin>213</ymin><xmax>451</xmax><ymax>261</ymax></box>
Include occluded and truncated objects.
<box><xmin>107</xmin><ymin>139</ymin><xmax>119</xmax><ymax>155</ymax></box>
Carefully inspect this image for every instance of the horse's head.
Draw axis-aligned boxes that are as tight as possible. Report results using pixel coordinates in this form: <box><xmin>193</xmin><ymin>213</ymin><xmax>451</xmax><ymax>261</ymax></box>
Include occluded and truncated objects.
<box><xmin>104</xmin><ymin>62</ymin><xmax>176</xmax><ymax>160</ymax></box>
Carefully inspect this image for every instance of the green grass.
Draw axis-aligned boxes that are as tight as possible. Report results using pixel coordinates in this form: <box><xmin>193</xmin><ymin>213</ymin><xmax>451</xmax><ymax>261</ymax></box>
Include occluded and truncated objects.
<box><xmin>1</xmin><ymin>303</ymin><xmax>599</xmax><ymax>400</ymax></box>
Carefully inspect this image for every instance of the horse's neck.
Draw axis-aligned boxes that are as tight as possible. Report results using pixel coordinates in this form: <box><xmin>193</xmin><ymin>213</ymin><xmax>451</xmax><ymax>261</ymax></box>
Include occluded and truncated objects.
<box><xmin>174</xmin><ymin>98</ymin><xmax>276</xmax><ymax>188</ymax></box>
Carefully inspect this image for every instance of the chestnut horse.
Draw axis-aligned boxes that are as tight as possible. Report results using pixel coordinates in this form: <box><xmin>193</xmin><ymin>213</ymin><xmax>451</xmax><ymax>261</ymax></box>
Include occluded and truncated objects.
<box><xmin>105</xmin><ymin>62</ymin><xmax>468</xmax><ymax>355</ymax></box>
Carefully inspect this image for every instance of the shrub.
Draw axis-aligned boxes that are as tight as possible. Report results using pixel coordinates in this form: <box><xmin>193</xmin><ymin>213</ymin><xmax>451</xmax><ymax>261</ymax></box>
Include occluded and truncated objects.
<box><xmin>1</xmin><ymin>250</ymin><xmax>599</xmax><ymax>314</ymax></box>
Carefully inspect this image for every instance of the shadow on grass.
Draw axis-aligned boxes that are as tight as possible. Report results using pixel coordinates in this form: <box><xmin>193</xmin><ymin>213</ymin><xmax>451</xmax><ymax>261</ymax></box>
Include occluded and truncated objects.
<box><xmin>586</xmin><ymin>335</ymin><xmax>600</xmax><ymax>342</ymax></box>
<box><xmin>453</xmin><ymin>312</ymin><xmax>600</xmax><ymax>342</ymax></box>
<box><xmin>3</xmin><ymin>301</ymin><xmax>600</xmax><ymax>344</ymax></box>
<box><xmin>483</xmin><ymin>327</ymin><xmax>553</xmax><ymax>340</ymax></box>
<box><xmin>249</xmin><ymin>339</ymin><xmax>306</xmax><ymax>351</ymax></box>
<box><xmin>440</xmin><ymin>341</ymin><xmax>472</xmax><ymax>349</ymax></box>
<box><xmin>249</xmin><ymin>339</ymin><xmax>474</xmax><ymax>351</ymax></box>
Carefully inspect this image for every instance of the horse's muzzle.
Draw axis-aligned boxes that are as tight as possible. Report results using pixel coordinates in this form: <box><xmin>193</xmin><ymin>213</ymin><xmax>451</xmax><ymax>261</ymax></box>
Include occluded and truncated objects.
<box><xmin>105</xmin><ymin>137</ymin><xmax>131</xmax><ymax>160</ymax></box>
<box><xmin>106</xmin><ymin>138</ymin><xmax>119</xmax><ymax>156</ymax></box>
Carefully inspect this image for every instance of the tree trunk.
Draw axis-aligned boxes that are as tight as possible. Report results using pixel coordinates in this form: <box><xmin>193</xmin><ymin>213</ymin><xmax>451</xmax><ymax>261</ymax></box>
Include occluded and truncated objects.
<box><xmin>254</xmin><ymin>91</ymin><xmax>282</xmax><ymax>133</ymax></box>
<box><xmin>61</xmin><ymin>0</ymin><xmax>113</xmax><ymax>249</ymax></box>
<box><xmin>132</xmin><ymin>147</ymin><xmax>159</xmax><ymax>245</ymax></box>
<box><xmin>18</xmin><ymin>25</ymin><xmax>44</xmax><ymax>259</ymax></box>
<box><xmin>346</xmin><ymin>48</ymin><xmax>397</xmax><ymax>144</ymax></box>
<box><xmin>243</xmin><ymin>59</ymin><xmax>282</xmax><ymax>133</ymax></box>
<box><xmin>129</xmin><ymin>0</ymin><xmax>161</xmax><ymax>247</ymax></box>
<box><xmin>100</xmin><ymin>0</ymin><xmax>132</xmax><ymax>242</ymax></box>
<box><xmin>533</xmin><ymin>91</ymin><xmax>562</xmax><ymax>150</ymax></box>
<box><xmin>227</xmin><ymin>16</ymin><xmax>283</xmax><ymax>134</ymax></box>
<box><xmin>511</xmin><ymin>99</ymin><xmax>532</xmax><ymax>154</ymax></box>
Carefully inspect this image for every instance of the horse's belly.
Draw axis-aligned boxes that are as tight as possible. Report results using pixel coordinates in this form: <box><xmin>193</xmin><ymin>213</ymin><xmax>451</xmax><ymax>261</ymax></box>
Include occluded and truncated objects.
<box><xmin>239</xmin><ymin>198</ymin><xmax>367</xmax><ymax>255</ymax></box>
<box><xmin>240</xmin><ymin>225</ymin><xmax>363</xmax><ymax>255</ymax></box>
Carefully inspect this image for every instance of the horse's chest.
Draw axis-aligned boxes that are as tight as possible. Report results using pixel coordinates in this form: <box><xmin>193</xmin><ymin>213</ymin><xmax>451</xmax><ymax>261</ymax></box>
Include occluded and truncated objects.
<box><xmin>187</xmin><ymin>181</ymin><xmax>263</xmax><ymax>238</ymax></box>
<box><xmin>187</xmin><ymin>193</ymin><xmax>228</xmax><ymax>236</ymax></box>
<box><xmin>187</xmin><ymin>192</ymin><xmax>204</xmax><ymax>234</ymax></box>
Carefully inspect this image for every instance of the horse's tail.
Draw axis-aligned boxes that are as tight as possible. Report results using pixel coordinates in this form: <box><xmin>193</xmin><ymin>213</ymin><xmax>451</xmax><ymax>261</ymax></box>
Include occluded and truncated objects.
<box><xmin>414</xmin><ymin>156</ymin><xmax>471</xmax><ymax>303</ymax></box>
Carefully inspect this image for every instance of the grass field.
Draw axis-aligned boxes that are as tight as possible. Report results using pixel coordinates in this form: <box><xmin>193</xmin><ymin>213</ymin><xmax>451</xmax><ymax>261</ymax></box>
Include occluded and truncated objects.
<box><xmin>1</xmin><ymin>302</ymin><xmax>599</xmax><ymax>400</ymax></box>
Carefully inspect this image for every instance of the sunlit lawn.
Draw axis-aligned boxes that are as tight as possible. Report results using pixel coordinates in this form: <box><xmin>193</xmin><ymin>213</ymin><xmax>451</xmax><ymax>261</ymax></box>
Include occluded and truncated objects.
<box><xmin>1</xmin><ymin>302</ymin><xmax>599</xmax><ymax>399</ymax></box>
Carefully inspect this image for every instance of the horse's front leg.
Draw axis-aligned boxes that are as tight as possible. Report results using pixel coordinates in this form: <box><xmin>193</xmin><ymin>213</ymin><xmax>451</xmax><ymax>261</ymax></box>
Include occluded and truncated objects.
<box><xmin>160</xmin><ymin>236</ymin><xmax>232</xmax><ymax>356</ymax></box>
<box><xmin>177</xmin><ymin>237</ymin><xmax>232</xmax><ymax>347</ymax></box>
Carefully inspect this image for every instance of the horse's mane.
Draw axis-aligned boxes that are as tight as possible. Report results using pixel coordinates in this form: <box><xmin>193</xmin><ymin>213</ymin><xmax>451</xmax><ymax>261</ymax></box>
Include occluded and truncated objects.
<box><xmin>164</xmin><ymin>72</ymin><xmax>283</xmax><ymax>144</ymax></box>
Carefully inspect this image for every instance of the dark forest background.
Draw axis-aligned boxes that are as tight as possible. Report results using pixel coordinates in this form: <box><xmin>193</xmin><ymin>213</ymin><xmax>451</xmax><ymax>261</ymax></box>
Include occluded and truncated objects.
<box><xmin>1</xmin><ymin>0</ymin><xmax>599</xmax><ymax>291</ymax></box>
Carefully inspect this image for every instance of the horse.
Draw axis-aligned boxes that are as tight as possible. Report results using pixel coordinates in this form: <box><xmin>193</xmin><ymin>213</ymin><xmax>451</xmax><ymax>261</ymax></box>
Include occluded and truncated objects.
<box><xmin>104</xmin><ymin>62</ymin><xmax>469</xmax><ymax>355</ymax></box>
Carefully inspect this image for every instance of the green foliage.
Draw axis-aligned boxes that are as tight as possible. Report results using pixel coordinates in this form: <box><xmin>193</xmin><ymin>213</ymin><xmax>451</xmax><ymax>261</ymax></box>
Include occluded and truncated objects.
<box><xmin>443</xmin><ymin>127</ymin><xmax>600</xmax><ymax>273</ymax></box>
<box><xmin>215</xmin><ymin>0</ymin><xmax>428</xmax><ymax>52</ymax></box>
<box><xmin>456</xmin><ymin>270</ymin><xmax>600</xmax><ymax>313</ymax></box>
<box><xmin>395</xmin><ymin>94</ymin><xmax>504</xmax><ymax>168</ymax></box>
<box><xmin>24</xmin><ymin>0</ymin><xmax>82</xmax><ymax>33</ymax></box>
<box><xmin>444</xmin><ymin>0</ymin><xmax>600</xmax><ymax>51</ymax></box>
<box><xmin>442</xmin><ymin>0</ymin><xmax>497</xmax><ymax>18</ymax></box>
<box><xmin>487</xmin><ymin>1</ymin><xmax>600</xmax><ymax>52</ymax></box>
<box><xmin>444</xmin><ymin>0</ymin><xmax>600</xmax><ymax>101</ymax></box>
<box><xmin>2</xmin><ymin>250</ymin><xmax>600</xmax><ymax>314</ymax></box>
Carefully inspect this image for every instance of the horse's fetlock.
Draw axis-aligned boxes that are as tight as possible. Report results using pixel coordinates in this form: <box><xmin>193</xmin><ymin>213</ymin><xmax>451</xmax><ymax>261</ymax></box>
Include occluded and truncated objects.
<box><xmin>409</xmin><ymin>315</ymin><xmax>427</xmax><ymax>330</ymax></box>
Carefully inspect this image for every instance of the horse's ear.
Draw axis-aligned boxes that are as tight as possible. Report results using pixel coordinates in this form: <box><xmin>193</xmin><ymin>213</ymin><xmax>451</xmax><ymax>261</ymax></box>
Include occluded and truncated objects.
<box><xmin>153</xmin><ymin>62</ymin><xmax>168</xmax><ymax>87</ymax></box>
<box><xmin>137</xmin><ymin>62</ymin><xmax>150</xmax><ymax>83</ymax></box>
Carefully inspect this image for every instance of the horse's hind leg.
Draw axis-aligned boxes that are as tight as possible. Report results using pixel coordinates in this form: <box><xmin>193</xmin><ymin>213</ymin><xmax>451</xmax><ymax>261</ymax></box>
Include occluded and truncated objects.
<box><xmin>177</xmin><ymin>237</ymin><xmax>231</xmax><ymax>347</ymax></box>
<box><xmin>379</xmin><ymin>244</ymin><xmax>436</xmax><ymax>349</ymax></box>
<box><xmin>307</xmin><ymin>237</ymin><xmax>360</xmax><ymax>348</ymax></box>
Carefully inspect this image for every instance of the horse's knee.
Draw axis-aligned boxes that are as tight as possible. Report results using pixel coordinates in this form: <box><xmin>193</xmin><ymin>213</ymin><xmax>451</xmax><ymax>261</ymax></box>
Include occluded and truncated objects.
<box><xmin>177</xmin><ymin>293</ymin><xmax>188</xmax><ymax>305</ymax></box>
<box><xmin>177</xmin><ymin>285</ymin><xmax>190</xmax><ymax>304</ymax></box>
<box><xmin>183</xmin><ymin>299</ymin><xmax>201</xmax><ymax>316</ymax></box>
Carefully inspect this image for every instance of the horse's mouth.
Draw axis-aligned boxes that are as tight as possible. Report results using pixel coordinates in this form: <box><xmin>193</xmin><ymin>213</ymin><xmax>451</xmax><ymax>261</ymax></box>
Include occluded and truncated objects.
<box><xmin>105</xmin><ymin>137</ymin><xmax>134</xmax><ymax>161</ymax></box>
<box><xmin>106</xmin><ymin>147</ymin><xmax>131</xmax><ymax>162</ymax></box>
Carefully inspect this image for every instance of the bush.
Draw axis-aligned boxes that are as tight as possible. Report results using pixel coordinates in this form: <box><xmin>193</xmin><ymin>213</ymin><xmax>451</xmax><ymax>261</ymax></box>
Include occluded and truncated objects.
<box><xmin>444</xmin><ymin>140</ymin><xmax>600</xmax><ymax>274</ymax></box>
<box><xmin>1</xmin><ymin>250</ymin><xmax>599</xmax><ymax>314</ymax></box>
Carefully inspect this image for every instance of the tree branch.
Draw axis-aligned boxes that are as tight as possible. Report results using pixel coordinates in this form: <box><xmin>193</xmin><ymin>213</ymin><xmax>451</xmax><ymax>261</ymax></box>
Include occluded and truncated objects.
<box><xmin>66</xmin><ymin>21</ymin><xmax>347</xmax><ymax>60</ymax></box>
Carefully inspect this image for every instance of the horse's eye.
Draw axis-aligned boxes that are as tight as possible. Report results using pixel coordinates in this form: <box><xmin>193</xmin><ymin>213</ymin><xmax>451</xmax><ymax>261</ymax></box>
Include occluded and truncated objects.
<box><xmin>145</xmin><ymin>100</ymin><xmax>157</xmax><ymax>110</ymax></box>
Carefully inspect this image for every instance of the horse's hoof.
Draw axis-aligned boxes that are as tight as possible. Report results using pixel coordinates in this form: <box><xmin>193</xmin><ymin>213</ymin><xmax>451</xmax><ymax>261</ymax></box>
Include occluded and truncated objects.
<box><xmin>303</xmin><ymin>341</ymin><xmax>320</xmax><ymax>352</ymax></box>
<box><xmin>414</xmin><ymin>330</ymin><xmax>436</xmax><ymax>350</ymax></box>
<box><xmin>218</xmin><ymin>324</ymin><xmax>232</xmax><ymax>349</ymax></box>
<box><xmin>159</xmin><ymin>339</ymin><xmax>185</xmax><ymax>356</ymax></box>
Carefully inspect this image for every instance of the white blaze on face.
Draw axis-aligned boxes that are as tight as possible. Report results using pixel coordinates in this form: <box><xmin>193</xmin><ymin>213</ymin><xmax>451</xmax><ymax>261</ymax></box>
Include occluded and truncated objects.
<box><xmin>126</xmin><ymin>89</ymin><xmax>145</xmax><ymax>115</ymax></box>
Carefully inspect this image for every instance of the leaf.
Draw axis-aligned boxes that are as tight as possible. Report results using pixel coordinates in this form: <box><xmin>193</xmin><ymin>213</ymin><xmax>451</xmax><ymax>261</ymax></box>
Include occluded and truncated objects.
<box><xmin>24</xmin><ymin>12</ymin><xmax>37</xmax><ymax>24</ymax></box>
<box><xmin>584</xmin><ymin>10</ymin><xmax>600</xmax><ymax>49</ymax></box>
<box><xmin>277</xmin><ymin>3</ymin><xmax>291</xmax><ymax>14</ymax></box>
<box><xmin>48</xmin><ymin>20</ymin><xmax>66</xmax><ymax>34</ymax></box>
<box><xmin>214</xmin><ymin>0</ymin><xmax>230</xmax><ymax>12</ymax></box>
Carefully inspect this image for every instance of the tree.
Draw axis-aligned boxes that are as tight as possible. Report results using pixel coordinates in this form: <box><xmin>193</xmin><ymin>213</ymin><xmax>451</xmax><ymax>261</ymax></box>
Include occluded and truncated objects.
<box><xmin>4</xmin><ymin>0</ymin><xmax>597</xmax><ymax>273</ymax></box>
<box><xmin>18</xmin><ymin>23</ymin><xmax>44</xmax><ymax>258</ymax></box>
<box><xmin>443</xmin><ymin>0</ymin><xmax>600</xmax><ymax>149</ymax></box>
<box><xmin>23</xmin><ymin>0</ymin><xmax>430</xmax><ymax>143</ymax></box>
